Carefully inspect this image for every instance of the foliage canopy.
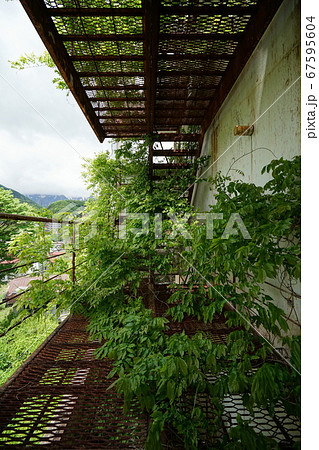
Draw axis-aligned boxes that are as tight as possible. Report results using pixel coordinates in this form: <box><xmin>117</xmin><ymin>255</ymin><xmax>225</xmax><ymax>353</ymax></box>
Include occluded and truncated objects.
<box><xmin>1</xmin><ymin>139</ymin><xmax>301</xmax><ymax>448</ymax></box>
<box><xmin>75</xmin><ymin>141</ymin><xmax>300</xmax><ymax>448</ymax></box>
<box><xmin>0</xmin><ymin>188</ymin><xmax>37</xmax><ymax>263</ymax></box>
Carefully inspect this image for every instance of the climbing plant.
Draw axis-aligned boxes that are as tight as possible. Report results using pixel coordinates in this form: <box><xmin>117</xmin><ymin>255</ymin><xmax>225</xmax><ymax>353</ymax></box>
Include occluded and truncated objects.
<box><xmin>3</xmin><ymin>138</ymin><xmax>300</xmax><ymax>448</ymax></box>
<box><xmin>72</xmin><ymin>143</ymin><xmax>300</xmax><ymax>448</ymax></box>
<box><xmin>10</xmin><ymin>51</ymin><xmax>68</xmax><ymax>91</ymax></box>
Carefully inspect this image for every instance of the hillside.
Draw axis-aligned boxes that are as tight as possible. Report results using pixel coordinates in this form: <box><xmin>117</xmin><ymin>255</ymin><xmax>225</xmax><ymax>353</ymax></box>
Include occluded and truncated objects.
<box><xmin>0</xmin><ymin>184</ymin><xmax>41</xmax><ymax>210</ymax></box>
<box><xmin>47</xmin><ymin>199</ymin><xmax>86</xmax><ymax>216</ymax></box>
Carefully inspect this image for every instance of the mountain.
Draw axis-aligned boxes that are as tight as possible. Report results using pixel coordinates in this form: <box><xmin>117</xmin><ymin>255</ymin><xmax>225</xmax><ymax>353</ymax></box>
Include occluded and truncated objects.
<box><xmin>0</xmin><ymin>184</ymin><xmax>41</xmax><ymax>210</ymax></box>
<box><xmin>69</xmin><ymin>197</ymin><xmax>88</xmax><ymax>201</ymax></box>
<box><xmin>26</xmin><ymin>194</ymin><xmax>68</xmax><ymax>208</ymax></box>
<box><xmin>0</xmin><ymin>186</ymin><xmax>89</xmax><ymax>209</ymax></box>
<box><xmin>47</xmin><ymin>199</ymin><xmax>86</xmax><ymax>215</ymax></box>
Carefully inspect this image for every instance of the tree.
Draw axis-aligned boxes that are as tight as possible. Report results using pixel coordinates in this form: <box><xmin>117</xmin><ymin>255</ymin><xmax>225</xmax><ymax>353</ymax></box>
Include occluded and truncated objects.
<box><xmin>47</xmin><ymin>199</ymin><xmax>86</xmax><ymax>216</ymax></box>
<box><xmin>0</xmin><ymin>187</ymin><xmax>37</xmax><ymax>263</ymax></box>
<box><xmin>9</xmin><ymin>51</ymin><xmax>68</xmax><ymax>92</ymax></box>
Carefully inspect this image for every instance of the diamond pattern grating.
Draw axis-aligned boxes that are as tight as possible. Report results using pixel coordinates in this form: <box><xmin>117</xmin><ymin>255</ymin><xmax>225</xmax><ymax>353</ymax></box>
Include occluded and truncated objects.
<box><xmin>152</xmin><ymin>284</ymin><xmax>301</xmax><ymax>448</ymax></box>
<box><xmin>20</xmin><ymin>0</ymin><xmax>284</xmax><ymax>145</ymax></box>
<box><xmin>0</xmin><ymin>286</ymin><xmax>300</xmax><ymax>447</ymax></box>
<box><xmin>0</xmin><ymin>316</ymin><xmax>148</xmax><ymax>448</ymax></box>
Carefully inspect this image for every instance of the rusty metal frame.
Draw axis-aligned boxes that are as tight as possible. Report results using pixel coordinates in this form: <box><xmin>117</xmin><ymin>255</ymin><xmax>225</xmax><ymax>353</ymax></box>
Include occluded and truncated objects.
<box><xmin>19</xmin><ymin>0</ymin><xmax>284</xmax><ymax>174</ymax></box>
<box><xmin>0</xmin><ymin>212</ymin><xmax>77</xmax><ymax>224</ymax></box>
<box><xmin>19</xmin><ymin>0</ymin><xmax>105</xmax><ymax>143</ymax></box>
<box><xmin>201</xmin><ymin>0</ymin><xmax>285</xmax><ymax>135</ymax></box>
<box><xmin>0</xmin><ymin>316</ymin><xmax>149</xmax><ymax>447</ymax></box>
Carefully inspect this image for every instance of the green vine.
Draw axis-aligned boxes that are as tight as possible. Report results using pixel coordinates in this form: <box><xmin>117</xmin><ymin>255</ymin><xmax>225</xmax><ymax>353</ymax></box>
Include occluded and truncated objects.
<box><xmin>7</xmin><ymin>139</ymin><xmax>300</xmax><ymax>448</ymax></box>
<box><xmin>73</xmin><ymin>143</ymin><xmax>300</xmax><ymax>448</ymax></box>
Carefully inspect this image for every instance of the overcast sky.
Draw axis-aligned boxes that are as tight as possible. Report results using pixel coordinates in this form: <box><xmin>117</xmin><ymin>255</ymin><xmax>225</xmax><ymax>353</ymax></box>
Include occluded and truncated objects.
<box><xmin>0</xmin><ymin>0</ymin><xmax>110</xmax><ymax>198</ymax></box>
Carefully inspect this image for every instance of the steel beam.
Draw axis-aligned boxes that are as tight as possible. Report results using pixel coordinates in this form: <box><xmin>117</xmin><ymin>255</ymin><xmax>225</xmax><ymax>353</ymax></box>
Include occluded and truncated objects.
<box><xmin>48</xmin><ymin>7</ymin><xmax>144</xmax><ymax>17</ymax></box>
<box><xmin>86</xmin><ymin>84</ymin><xmax>216</xmax><ymax>91</ymax></box>
<box><xmin>79</xmin><ymin>71</ymin><xmax>144</xmax><ymax>77</ymax></box>
<box><xmin>106</xmin><ymin>134</ymin><xmax>146</xmax><ymax>138</ymax></box>
<box><xmin>89</xmin><ymin>96</ymin><xmax>146</xmax><ymax>102</ymax></box>
<box><xmin>48</xmin><ymin>5</ymin><xmax>256</xmax><ymax>17</ymax></box>
<box><xmin>153</xmin><ymin>134</ymin><xmax>200</xmax><ymax>142</ymax></box>
<box><xmin>156</xmin><ymin>110</ymin><xmax>204</xmax><ymax>117</ymax></box>
<box><xmin>158</xmin><ymin>69</ymin><xmax>224</xmax><ymax>77</ymax></box>
<box><xmin>94</xmin><ymin>107</ymin><xmax>145</xmax><ymax>111</ymax></box>
<box><xmin>61</xmin><ymin>34</ymin><xmax>144</xmax><ymax>42</ymax></box>
<box><xmin>160</xmin><ymin>32</ymin><xmax>243</xmax><ymax>41</ymax></box>
<box><xmin>84</xmin><ymin>85</ymin><xmax>145</xmax><ymax>91</ymax></box>
<box><xmin>156</xmin><ymin>119</ymin><xmax>201</xmax><ymax>126</ymax></box>
<box><xmin>158</xmin><ymin>53</ymin><xmax>232</xmax><ymax>61</ymax></box>
<box><xmin>99</xmin><ymin>115</ymin><xmax>146</xmax><ymax>120</ymax></box>
<box><xmin>153</xmin><ymin>150</ymin><xmax>196</xmax><ymax>157</ymax></box>
<box><xmin>70</xmin><ymin>55</ymin><xmax>144</xmax><ymax>61</ymax></box>
<box><xmin>160</xmin><ymin>5</ymin><xmax>257</xmax><ymax>15</ymax></box>
<box><xmin>156</xmin><ymin>93</ymin><xmax>215</xmax><ymax>100</ymax></box>
<box><xmin>156</xmin><ymin>104</ymin><xmax>208</xmax><ymax>110</ymax></box>
<box><xmin>104</xmin><ymin>124</ymin><xmax>147</xmax><ymax>129</ymax></box>
<box><xmin>153</xmin><ymin>163</ymin><xmax>191</xmax><ymax>170</ymax></box>
<box><xmin>156</xmin><ymin>85</ymin><xmax>218</xmax><ymax>90</ymax></box>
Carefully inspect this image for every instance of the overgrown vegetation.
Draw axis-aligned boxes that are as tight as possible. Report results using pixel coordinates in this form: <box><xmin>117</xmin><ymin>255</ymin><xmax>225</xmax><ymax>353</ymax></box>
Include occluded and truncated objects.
<box><xmin>0</xmin><ymin>307</ymin><xmax>58</xmax><ymax>385</ymax></box>
<box><xmin>74</xmin><ymin>141</ymin><xmax>300</xmax><ymax>448</ymax></box>
<box><xmin>0</xmin><ymin>188</ymin><xmax>38</xmax><ymax>264</ymax></box>
<box><xmin>7</xmin><ymin>11</ymin><xmax>301</xmax><ymax>446</ymax></box>
<box><xmin>1</xmin><ymin>139</ymin><xmax>300</xmax><ymax>448</ymax></box>
<box><xmin>10</xmin><ymin>51</ymin><xmax>68</xmax><ymax>92</ymax></box>
<box><xmin>0</xmin><ymin>199</ymin><xmax>74</xmax><ymax>385</ymax></box>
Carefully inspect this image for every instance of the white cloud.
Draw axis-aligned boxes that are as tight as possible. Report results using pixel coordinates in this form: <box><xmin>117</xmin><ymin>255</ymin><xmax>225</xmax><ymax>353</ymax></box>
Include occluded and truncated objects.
<box><xmin>0</xmin><ymin>130</ymin><xmax>96</xmax><ymax>197</ymax></box>
<box><xmin>0</xmin><ymin>0</ymin><xmax>110</xmax><ymax>198</ymax></box>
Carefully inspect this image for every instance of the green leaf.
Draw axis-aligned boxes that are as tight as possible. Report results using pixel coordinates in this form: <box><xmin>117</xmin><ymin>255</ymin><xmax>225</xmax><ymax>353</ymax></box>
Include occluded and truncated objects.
<box><xmin>178</xmin><ymin>357</ymin><xmax>188</xmax><ymax>376</ymax></box>
<box><xmin>167</xmin><ymin>379</ymin><xmax>176</xmax><ymax>401</ymax></box>
<box><xmin>257</xmin><ymin>267</ymin><xmax>267</xmax><ymax>283</ymax></box>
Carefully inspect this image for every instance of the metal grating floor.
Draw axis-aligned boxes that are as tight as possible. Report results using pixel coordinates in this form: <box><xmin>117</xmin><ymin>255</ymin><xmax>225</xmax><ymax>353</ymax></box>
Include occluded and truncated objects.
<box><xmin>0</xmin><ymin>316</ymin><xmax>148</xmax><ymax>448</ymax></box>
<box><xmin>0</xmin><ymin>288</ymin><xmax>300</xmax><ymax>448</ymax></box>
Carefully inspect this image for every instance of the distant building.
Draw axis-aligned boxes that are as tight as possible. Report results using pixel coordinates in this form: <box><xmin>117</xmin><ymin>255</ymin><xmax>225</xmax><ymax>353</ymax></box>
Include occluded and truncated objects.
<box><xmin>45</xmin><ymin>222</ymin><xmax>62</xmax><ymax>233</ymax></box>
<box><xmin>4</xmin><ymin>274</ymin><xmax>69</xmax><ymax>307</ymax></box>
<box><xmin>4</xmin><ymin>276</ymin><xmax>41</xmax><ymax>306</ymax></box>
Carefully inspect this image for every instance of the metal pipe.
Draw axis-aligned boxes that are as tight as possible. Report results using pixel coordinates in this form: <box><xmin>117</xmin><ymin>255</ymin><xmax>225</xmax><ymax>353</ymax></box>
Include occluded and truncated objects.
<box><xmin>0</xmin><ymin>213</ymin><xmax>77</xmax><ymax>224</ymax></box>
<box><xmin>0</xmin><ymin>252</ymin><xmax>67</xmax><ymax>274</ymax></box>
<box><xmin>0</xmin><ymin>261</ymin><xmax>86</xmax><ymax>306</ymax></box>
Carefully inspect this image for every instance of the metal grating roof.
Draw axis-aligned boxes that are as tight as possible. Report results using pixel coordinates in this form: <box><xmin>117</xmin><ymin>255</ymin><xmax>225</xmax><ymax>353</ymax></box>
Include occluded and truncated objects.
<box><xmin>19</xmin><ymin>0</ymin><xmax>284</xmax><ymax>147</ymax></box>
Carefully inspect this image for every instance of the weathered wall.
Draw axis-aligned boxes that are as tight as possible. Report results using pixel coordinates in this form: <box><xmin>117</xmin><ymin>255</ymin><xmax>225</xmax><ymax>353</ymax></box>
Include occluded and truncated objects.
<box><xmin>193</xmin><ymin>0</ymin><xmax>300</xmax><ymax>210</ymax></box>
<box><xmin>192</xmin><ymin>0</ymin><xmax>301</xmax><ymax>337</ymax></box>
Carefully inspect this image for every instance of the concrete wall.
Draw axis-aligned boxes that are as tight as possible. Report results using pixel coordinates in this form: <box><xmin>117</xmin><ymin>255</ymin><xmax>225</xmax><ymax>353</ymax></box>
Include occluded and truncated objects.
<box><xmin>193</xmin><ymin>0</ymin><xmax>300</xmax><ymax>210</ymax></box>
<box><xmin>192</xmin><ymin>0</ymin><xmax>301</xmax><ymax>337</ymax></box>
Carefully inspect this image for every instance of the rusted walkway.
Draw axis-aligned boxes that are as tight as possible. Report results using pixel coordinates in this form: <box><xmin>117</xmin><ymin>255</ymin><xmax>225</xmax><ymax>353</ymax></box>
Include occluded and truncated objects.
<box><xmin>0</xmin><ymin>316</ymin><xmax>148</xmax><ymax>448</ymax></box>
<box><xmin>0</xmin><ymin>287</ymin><xmax>300</xmax><ymax>448</ymax></box>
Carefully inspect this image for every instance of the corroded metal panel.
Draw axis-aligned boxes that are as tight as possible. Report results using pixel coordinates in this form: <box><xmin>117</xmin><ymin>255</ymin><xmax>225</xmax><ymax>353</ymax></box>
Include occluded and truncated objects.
<box><xmin>0</xmin><ymin>316</ymin><xmax>148</xmax><ymax>448</ymax></box>
<box><xmin>19</xmin><ymin>0</ymin><xmax>283</xmax><ymax>152</ymax></box>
